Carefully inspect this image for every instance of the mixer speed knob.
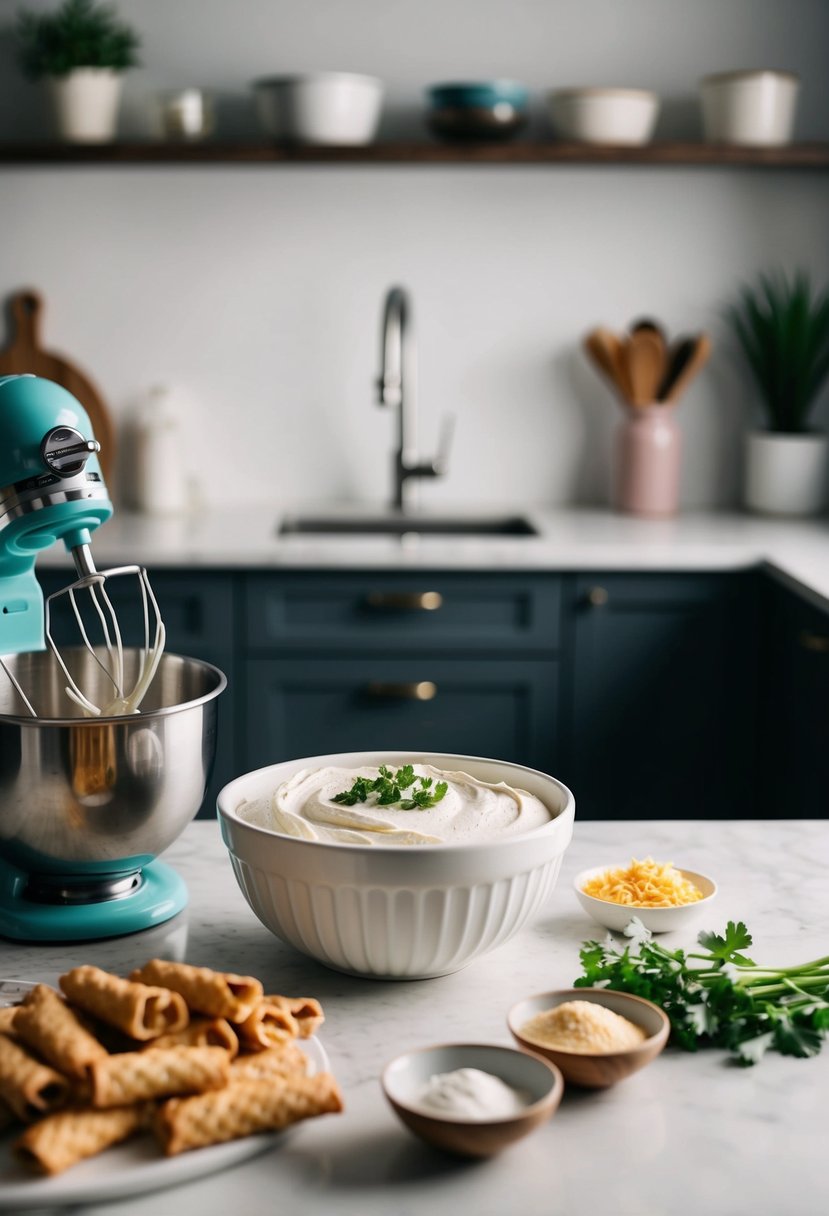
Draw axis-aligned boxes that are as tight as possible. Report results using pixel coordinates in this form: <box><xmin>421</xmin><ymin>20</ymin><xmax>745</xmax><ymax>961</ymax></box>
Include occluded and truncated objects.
<box><xmin>40</xmin><ymin>427</ymin><xmax>101</xmax><ymax>478</ymax></box>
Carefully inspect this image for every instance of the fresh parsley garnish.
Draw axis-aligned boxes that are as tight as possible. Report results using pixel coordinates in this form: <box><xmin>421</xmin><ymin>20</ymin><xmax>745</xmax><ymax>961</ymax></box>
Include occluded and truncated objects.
<box><xmin>574</xmin><ymin>918</ymin><xmax>829</xmax><ymax>1065</ymax></box>
<box><xmin>332</xmin><ymin>766</ymin><xmax>448</xmax><ymax>811</ymax></box>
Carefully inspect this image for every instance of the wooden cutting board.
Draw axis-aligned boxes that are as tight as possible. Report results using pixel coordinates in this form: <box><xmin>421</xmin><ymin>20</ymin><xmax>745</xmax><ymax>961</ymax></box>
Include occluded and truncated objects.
<box><xmin>0</xmin><ymin>289</ymin><xmax>116</xmax><ymax>486</ymax></box>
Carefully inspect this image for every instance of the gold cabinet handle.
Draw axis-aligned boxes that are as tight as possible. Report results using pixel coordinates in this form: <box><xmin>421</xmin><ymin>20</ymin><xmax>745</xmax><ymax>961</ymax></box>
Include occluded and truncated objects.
<box><xmin>799</xmin><ymin>630</ymin><xmax>829</xmax><ymax>653</ymax></box>
<box><xmin>365</xmin><ymin>681</ymin><xmax>438</xmax><ymax>701</ymax></box>
<box><xmin>365</xmin><ymin>591</ymin><xmax>443</xmax><ymax>611</ymax></box>
<box><xmin>586</xmin><ymin>586</ymin><xmax>609</xmax><ymax>607</ymax></box>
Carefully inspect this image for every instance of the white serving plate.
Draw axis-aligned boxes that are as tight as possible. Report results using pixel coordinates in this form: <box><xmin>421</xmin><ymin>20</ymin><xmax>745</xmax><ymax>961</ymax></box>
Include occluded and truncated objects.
<box><xmin>0</xmin><ymin>980</ymin><xmax>328</xmax><ymax>1210</ymax></box>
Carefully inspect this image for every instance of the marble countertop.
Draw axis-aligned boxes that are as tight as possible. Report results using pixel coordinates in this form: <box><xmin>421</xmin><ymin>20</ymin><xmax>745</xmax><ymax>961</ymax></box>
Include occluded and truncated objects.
<box><xmin>36</xmin><ymin>505</ymin><xmax>829</xmax><ymax>610</ymax></box>
<box><xmin>1</xmin><ymin>817</ymin><xmax>827</xmax><ymax>1215</ymax></box>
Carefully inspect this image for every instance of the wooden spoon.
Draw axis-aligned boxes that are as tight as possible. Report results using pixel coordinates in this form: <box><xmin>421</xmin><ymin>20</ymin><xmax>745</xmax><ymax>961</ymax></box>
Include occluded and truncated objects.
<box><xmin>659</xmin><ymin>334</ymin><xmax>711</xmax><ymax>402</ymax></box>
<box><xmin>625</xmin><ymin>327</ymin><xmax>667</xmax><ymax>406</ymax></box>
<box><xmin>584</xmin><ymin>328</ymin><xmax>631</xmax><ymax>403</ymax></box>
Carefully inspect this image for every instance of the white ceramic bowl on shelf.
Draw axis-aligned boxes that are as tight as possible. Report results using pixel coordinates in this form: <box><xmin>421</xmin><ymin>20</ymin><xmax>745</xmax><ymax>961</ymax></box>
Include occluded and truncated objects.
<box><xmin>547</xmin><ymin>88</ymin><xmax>659</xmax><ymax>144</ymax></box>
<box><xmin>699</xmin><ymin>70</ymin><xmax>799</xmax><ymax>146</ymax></box>
<box><xmin>217</xmin><ymin>751</ymin><xmax>575</xmax><ymax>980</ymax></box>
<box><xmin>252</xmin><ymin>72</ymin><xmax>384</xmax><ymax>144</ymax></box>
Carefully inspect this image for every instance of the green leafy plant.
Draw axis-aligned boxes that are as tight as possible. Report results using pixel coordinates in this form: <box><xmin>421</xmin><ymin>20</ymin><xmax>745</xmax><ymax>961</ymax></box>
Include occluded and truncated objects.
<box><xmin>15</xmin><ymin>0</ymin><xmax>140</xmax><ymax>79</ymax></box>
<box><xmin>332</xmin><ymin>764</ymin><xmax>448</xmax><ymax>810</ymax></box>
<box><xmin>727</xmin><ymin>270</ymin><xmax>829</xmax><ymax>434</ymax></box>
<box><xmin>574</xmin><ymin>918</ymin><xmax>829</xmax><ymax>1065</ymax></box>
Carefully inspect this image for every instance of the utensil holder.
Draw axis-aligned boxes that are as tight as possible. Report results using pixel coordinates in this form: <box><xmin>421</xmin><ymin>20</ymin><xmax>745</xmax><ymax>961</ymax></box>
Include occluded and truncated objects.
<box><xmin>615</xmin><ymin>405</ymin><xmax>680</xmax><ymax>517</ymax></box>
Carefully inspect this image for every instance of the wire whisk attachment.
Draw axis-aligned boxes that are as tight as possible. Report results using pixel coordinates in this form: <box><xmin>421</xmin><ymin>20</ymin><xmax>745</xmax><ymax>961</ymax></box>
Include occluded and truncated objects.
<box><xmin>45</xmin><ymin>554</ymin><xmax>166</xmax><ymax>717</ymax></box>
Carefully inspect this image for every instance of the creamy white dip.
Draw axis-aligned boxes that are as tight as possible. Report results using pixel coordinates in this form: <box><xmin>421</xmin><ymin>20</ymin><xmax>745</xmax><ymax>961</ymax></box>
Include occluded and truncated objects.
<box><xmin>237</xmin><ymin>764</ymin><xmax>553</xmax><ymax>846</ymax></box>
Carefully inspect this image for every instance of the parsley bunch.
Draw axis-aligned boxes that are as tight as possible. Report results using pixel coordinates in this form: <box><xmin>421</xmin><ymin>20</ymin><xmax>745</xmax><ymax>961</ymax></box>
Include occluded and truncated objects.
<box><xmin>575</xmin><ymin>920</ymin><xmax>829</xmax><ymax>1065</ymax></box>
<box><xmin>332</xmin><ymin>765</ymin><xmax>448</xmax><ymax>811</ymax></box>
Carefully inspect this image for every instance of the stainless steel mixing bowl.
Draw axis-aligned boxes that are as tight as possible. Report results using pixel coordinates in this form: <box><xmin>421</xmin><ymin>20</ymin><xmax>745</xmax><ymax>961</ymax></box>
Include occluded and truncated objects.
<box><xmin>0</xmin><ymin>650</ymin><xmax>225</xmax><ymax>898</ymax></box>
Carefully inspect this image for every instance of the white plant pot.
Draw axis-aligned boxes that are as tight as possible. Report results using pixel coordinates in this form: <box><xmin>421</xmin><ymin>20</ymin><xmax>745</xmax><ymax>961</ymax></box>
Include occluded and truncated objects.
<box><xmin>46</xmin><ymin>69</ymin><xmax>123</xmax><ymax>143</ymax></box>
<box><xmin>744</xmin><ymin>431</ymin><xmax>828</xmax><ymax>517</ymax></box>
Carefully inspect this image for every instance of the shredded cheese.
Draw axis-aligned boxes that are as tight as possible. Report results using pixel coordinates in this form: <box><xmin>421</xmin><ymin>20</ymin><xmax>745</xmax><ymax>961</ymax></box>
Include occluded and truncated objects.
<box><xmin>582</xmin><ymin>856</ymin><xmax>703</xmax><ymax>908</ymax></box>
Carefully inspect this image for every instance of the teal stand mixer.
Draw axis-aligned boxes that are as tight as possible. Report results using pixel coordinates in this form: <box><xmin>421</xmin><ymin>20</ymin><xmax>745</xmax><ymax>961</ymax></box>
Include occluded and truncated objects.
<box><xmin>0</xmin><ymin>373</ymin><xmax>226</xmax><ymax>942</ymax></box>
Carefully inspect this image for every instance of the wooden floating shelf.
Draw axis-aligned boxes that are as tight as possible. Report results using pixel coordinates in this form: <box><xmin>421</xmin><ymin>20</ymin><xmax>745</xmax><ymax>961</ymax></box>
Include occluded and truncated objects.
<box><xmin>1</xmin><ymin>140</ymin><xmax>829</xmax><ymax>167</ymax></box>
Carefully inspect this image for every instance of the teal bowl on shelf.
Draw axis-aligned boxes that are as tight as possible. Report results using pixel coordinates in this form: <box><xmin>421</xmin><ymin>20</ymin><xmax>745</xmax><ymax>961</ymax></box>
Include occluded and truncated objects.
<box><xmin>426</xmin><ymin>80</ymin><xmax>530</xmax><ymax>141</ymax></box>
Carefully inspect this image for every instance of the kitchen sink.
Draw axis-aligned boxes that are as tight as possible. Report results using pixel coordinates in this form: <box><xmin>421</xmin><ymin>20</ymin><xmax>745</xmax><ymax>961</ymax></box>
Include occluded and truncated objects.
<box><xmin>277</xmin><ymin>513</ymin><xmax>539</xmax><ymax>537</ymax></box>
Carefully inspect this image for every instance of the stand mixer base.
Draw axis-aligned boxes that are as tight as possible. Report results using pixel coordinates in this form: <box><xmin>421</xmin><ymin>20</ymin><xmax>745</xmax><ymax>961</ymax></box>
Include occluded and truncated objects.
<box><xmin>0</xmin><ymin>859</ymin><xmax>188</xmax><ymax>942</ymax></box>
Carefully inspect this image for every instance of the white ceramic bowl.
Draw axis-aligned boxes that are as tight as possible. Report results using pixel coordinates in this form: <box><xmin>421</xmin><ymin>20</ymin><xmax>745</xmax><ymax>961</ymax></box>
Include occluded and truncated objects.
<box><xmin>253</xmin><ymin>72</ymin><xmax>384</xmax><ymax>144</ymax></box>
<box><xmin>217</xmin><ymin>751</ymin><xmax>575</xmax><ymax>979</ymax></box>
<box><xmin>547</xmin><ymin>88</ymin><xmax>659</xmax><ymax>145</ymax></box>
<box><xmin>700</xmin><ymin>70</ymin><xmax>799</xmax><ymax>146</ymax></box>
<box><xmin>382</xmin><ymin>1042</ymin><xmax>563</xmax><ymax>1156</ymax></box>
<box><xmin>574</xmin><ymin>865</ymin><xmax>717</xmax><ymax>933</ymax></box>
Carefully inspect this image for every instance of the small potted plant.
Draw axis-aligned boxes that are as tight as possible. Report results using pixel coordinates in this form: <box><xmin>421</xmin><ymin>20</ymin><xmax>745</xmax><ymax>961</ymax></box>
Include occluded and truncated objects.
<box><xmin>15</xmin><ymin>0</ymin><xmax>140</xmax><ymax>143</ymax></box>
<box><xmin>728</xmin><ymin>270</ymin><xmax>829</xmax><ymax>516</ymax></box>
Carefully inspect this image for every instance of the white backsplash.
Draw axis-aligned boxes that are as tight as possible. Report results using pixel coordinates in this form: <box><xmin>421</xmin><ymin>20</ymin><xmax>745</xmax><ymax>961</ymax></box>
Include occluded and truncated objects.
<box><xmin>1</xmin><ymin>0</ymin><xmax>828</xmax><ymax>512</ymax></box>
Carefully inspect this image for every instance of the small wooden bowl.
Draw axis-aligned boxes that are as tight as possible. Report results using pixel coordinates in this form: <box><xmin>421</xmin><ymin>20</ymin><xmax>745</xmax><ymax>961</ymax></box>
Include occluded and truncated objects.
<box><xmin>508</xmin><ymin>988</ymin><xmax>670</xmax><ymax>1089</ymax></box>
<box><xmin>381</xmin><ymin>1042</ymin><xmax>563</xmax><ymax>1157</ymax></box>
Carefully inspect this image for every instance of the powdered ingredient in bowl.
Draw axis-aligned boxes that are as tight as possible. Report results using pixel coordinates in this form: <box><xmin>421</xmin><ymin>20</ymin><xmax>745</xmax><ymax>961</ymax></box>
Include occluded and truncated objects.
<box><xmin>582</xmin><ymin>857</ymin><xmax>703</xmax><ymax>907</ymax></box>
<box><xmin>519</xmin><ymin>1000</ymin><xmax>646</xmax><ymax>1054</ymax></box>
<box><xmin>416</xmin><ymin>1068</ymin><xmax>529</xmax><ymax>1119</ymax></box>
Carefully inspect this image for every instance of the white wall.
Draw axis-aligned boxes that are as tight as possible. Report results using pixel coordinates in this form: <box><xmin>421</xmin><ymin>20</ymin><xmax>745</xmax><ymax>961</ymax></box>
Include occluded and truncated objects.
<box><xmin>1</xmin><ymin>0</ymin><xmax>828</xmax><ymax>513</ymax></box>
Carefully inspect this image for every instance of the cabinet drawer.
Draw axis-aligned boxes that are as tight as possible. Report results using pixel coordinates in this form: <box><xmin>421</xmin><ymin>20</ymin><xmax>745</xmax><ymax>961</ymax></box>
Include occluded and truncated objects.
<box><xmin>242</xmin><ymin>656</ymin><xmax>560</xmax><ymax>774</ymax></box>
<box><xmin>37</xmin><ymin>570</ymin><xmax>235</xmax><ymax>659</ymax></box>
<box><xmin>244</xmin><ymin>574</ymin><xmax>561</xmax><ymax>652</ymax></box>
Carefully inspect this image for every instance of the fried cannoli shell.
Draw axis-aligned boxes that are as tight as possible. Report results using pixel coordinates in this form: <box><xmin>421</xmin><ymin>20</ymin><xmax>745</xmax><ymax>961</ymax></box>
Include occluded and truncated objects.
<box><xmin>0</xmin><ymin>1032</ymin><xmax>70</xmax><ymax>1122</ymax></box>
<box><xmin>235</xmin><ymin>1001</ymin><xmax>298</xmax><ymax>1052</ymax></box>
<box><xmin>155</xmin><ymin>1072</ymin><xmax>344</xmax><ymax>1156</ymax></box>
<box><xmin>60</xmin><ymin>966</ymin><xmax>188</xmax><ymax>1041</ymax></box>
<box><xmin>229</xmin><ymin>1042</ymin><xmax>308</xmax><ymax>1082</ymax></box>
<box><xmin>0</xmin><ymin>1006</ymin><xmax>18</xmax><ymax>1033</ymax></box>
<box><xmin>264</xmin><ymin>995</ymin><xmax>324</xmax><ymax>1039</ymax></box>
<box><xmin>142</xmin><ymin>1017</ymin><xmax>239</xmax><ymax>1058</ymax></box>
<box><xmin>129</xmin><ymin>960</ymin><xmax>262</xmax><ymax>1022</ymax></box>
<box><xmin>0</xmin><ymin>1095</ymin><xmax>16</xmax><ymax>1132</ymax></box>
<box><xmin>89</xmin><ymin>1045</ymin><xmax>231</xmax><ymax>1108</ymax></box>
<box><xmin>15</xmin><ymin>1105</ymin><xmax>146</xmax><ymax>1176</ymax></box>
<box><xmin>13</xmin><ymin>984</ymin><xmax>108</xmax><ymax>1080</ymax></box>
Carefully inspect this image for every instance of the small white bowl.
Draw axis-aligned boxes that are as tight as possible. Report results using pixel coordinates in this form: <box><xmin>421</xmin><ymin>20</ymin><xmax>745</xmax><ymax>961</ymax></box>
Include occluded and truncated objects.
<box><xmin>699</xmin><ymin>70</ymin><xmax>799</xmax><ymax>146</ymax></box>
<box><xmin>217</xmin><ymin>751</ymin><xmax>574</xmax><ymax>980</ymax></box>
<box><xmin>382</xmin><ymin>1042</ymin><xmax>563</xmax><ymax>1156</ymax></box>
<box><xmin>253</xmin><ymin>72</ymin><xmax>384</xmax><ymax>144</ymax></box>
<box><xmin>574</xmin><ymin>865</ymin><xmax>717</xmax><ymax>933</ymax></box>
<box><xmin>547</xmin><ymin>88</ymin><xmax>659</xmax><ymax>145</ymax></box>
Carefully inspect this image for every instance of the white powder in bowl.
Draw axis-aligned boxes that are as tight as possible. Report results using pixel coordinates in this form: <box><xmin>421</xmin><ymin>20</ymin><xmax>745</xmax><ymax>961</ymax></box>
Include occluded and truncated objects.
<box><xmin>416</xmin><ymin>1067</ymin><xmax>529</xmax><ymax>1119</ymax></box>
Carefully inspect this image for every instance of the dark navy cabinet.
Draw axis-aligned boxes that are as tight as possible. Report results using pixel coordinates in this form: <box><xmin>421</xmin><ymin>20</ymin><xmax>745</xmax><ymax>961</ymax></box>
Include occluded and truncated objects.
<box><xmin>762</xmin><ymin>580</ymin><xmax>829</xmax><ymax>819</ymax></box>
<box><xmin>36</xmin><ymin>562</ymin><xmax>828</xmax><ymax>821</ymax></box>
<box><xmin>565</xmin><ymin>572</ymin><xmax>760</xmax><ymax>820</ymax></box>
<box><xmin>241</xmin><ymin>572</ymin><xmax>563</xmax><ymax>775</ymax></box>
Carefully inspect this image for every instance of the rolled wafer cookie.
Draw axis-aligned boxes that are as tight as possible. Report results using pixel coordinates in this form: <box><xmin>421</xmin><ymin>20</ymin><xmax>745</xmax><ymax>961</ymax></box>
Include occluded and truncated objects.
<box><xmin>129</xmin><ymin>960</ymin><xmax>262</xmax><ymax>1021</ymax></box>
<box><xmin>142</xmin><ymin>1017</ymin><xmax>239</xmax><ymax>1058</ymax></box>
<box><xmin>155</xmin><ymin>1071</ymin><xmax>344</xmax><ymax>1155</ymax></box>
<box><xmin>89</xmin><ymin>1045</ymin><xmax>231</xmax><ymax>1108</ymax></box>
<box><xmin>264</xmin><ymin>995</ymin><xmax>324</xmax><ymax>1039</ymax></box>
<box><xmin>60</xmin><ymin>966</ymin><xmax>188</xmax><ymax>1041</ymax></box>
<box><xmin>0</xmin><ymin>1006</ymin><xmax>18</xmax><ymax>1033</ymax></box>
<box><xmin>0</xmin><ymin>1032</ymin><xmax>70</xmax><ymax>1122</ymax></box>
<box><xmin>229</xmin><ymin>1042</ymin><xmax>308</xmax><ymax>1082</ymax></box>
<box><xmin>13</xmin><ymin>984</ymin><xmax>108</xmax><ymax>1079</ymax></box>
<box><xmin>0</xmin><ymin>1095</ymin><xmax>16</xmax><ymax>1132</ymax></box>
<box><xmin>235</xmin><ymin>1000</ymin><xmax>298</xmax><ymax>1052</ymax></box>
<box><xmin>15</xmin><ymin>1105</ymin><xmax>146</xmax><ymax>1175</ymax></box>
